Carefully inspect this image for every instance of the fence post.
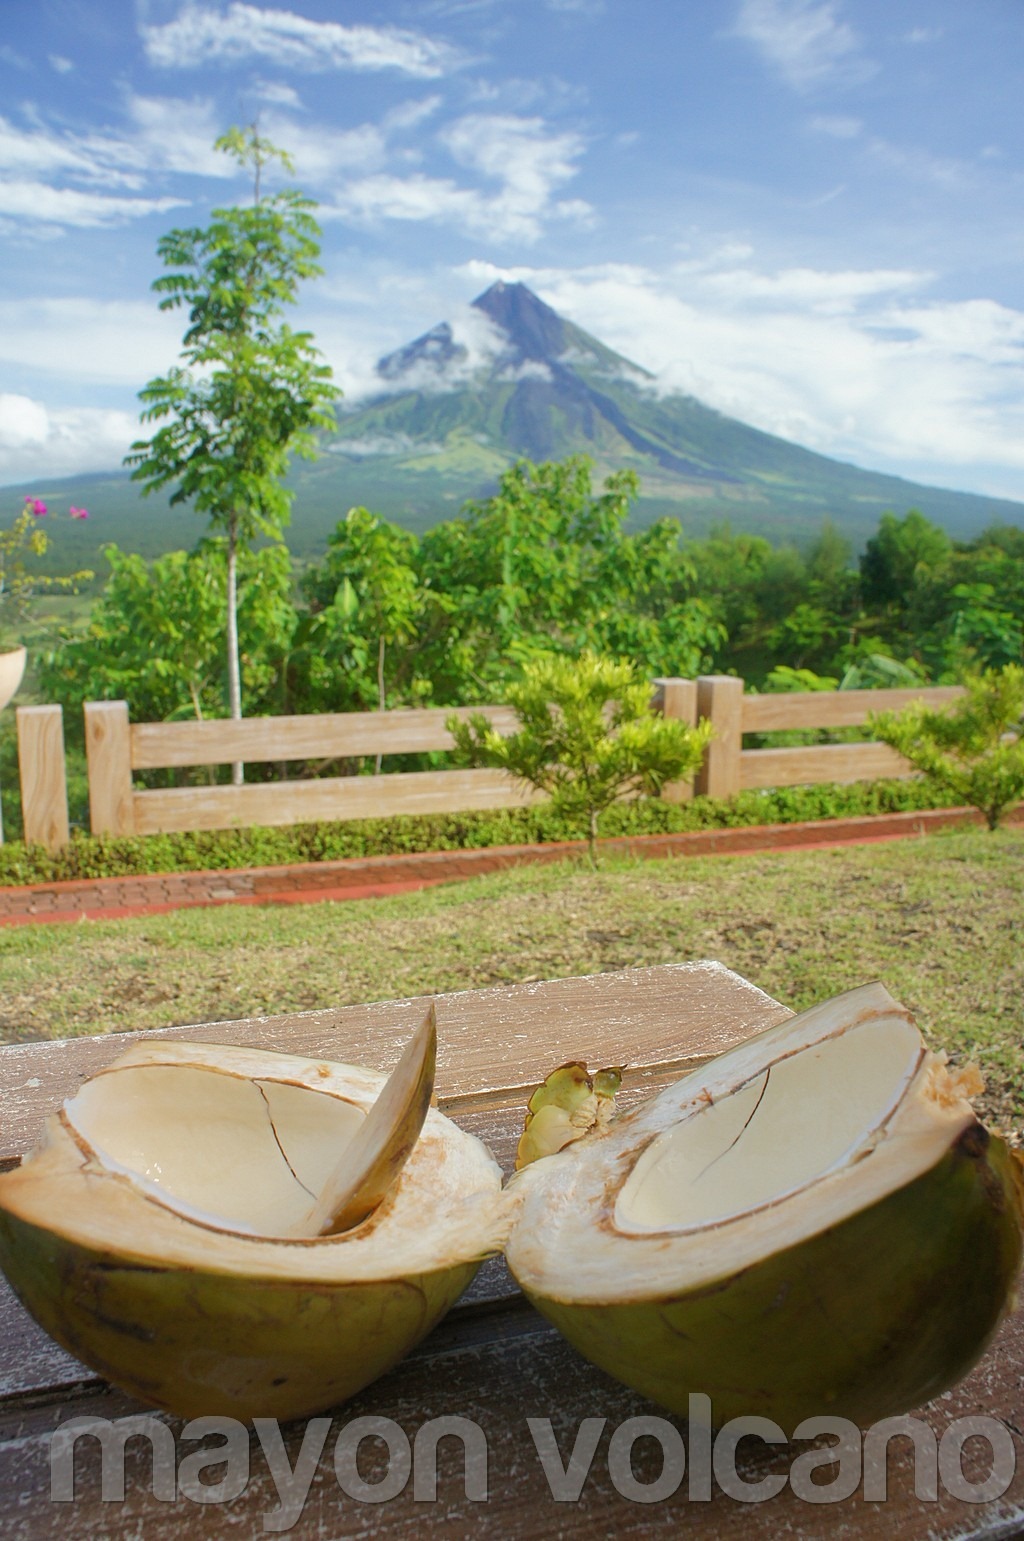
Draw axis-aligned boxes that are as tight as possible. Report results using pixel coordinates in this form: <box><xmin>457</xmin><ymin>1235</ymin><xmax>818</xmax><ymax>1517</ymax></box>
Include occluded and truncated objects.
<box><xmin>16</xmin><ymin>705</ymin><xmax>70</xmax><ymax>852</ymax></box>
<box><xmin>695</xmin><ymin>675</ymin><xmax>744</xmax><ymax>799</ymax></box>
<box><xmin>84</xmin><ymin>701</ymin><xmax>136</xmax><ymax>837</ymax></box>
<box><xmin>652</xmin><ymin>677</ymin><xmax>698</xmax><ymax>803</ymax></box>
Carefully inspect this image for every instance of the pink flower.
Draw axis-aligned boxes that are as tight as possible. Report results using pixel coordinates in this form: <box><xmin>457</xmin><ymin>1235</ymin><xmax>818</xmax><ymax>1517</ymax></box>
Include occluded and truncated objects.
<box><xmin>23</xmin><ymin>496</ymin><xmax>47</xmax><ymax>517</ymax></box>
<box><xmin>69</xmin><ymin>505</ymin><xmax>89</xmax><ymax>520</ymax></box>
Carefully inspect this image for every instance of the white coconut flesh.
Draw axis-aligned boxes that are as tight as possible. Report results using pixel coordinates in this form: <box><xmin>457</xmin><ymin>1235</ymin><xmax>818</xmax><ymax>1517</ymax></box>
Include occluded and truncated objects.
<box><xmin>65</xmin><ymin>1063</ymin><xmax>368</xmax><ymax>1237</ymax></box>
<box><xmin>17</xmin><ymin>1038</ymin><xmax>505</xmax><ymax>1282</ymax></box>
<box><xmin>506</xmin><ymin>981</ymin><xmax>984</xmax><ymax>1304</ymax></box>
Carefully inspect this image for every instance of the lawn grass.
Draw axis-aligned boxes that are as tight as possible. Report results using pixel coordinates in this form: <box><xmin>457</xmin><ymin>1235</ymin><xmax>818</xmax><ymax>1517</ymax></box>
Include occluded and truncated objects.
<box><xmin>1</xmin><ymin>825</ymin><xmax>1021</xmax><ymax>1139</ymax></box>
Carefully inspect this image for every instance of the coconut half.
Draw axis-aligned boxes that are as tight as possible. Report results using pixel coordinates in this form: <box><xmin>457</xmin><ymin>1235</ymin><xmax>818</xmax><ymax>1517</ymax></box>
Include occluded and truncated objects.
<box><xmin>504</xmin><ymin>981</ymin><xmax>1024</xmax><ymax>1432</ymax></box>
<box><xmin>0</xmin><ymin>1026</ymin><xmax>504</xmax><ymax>1421</ymax></box>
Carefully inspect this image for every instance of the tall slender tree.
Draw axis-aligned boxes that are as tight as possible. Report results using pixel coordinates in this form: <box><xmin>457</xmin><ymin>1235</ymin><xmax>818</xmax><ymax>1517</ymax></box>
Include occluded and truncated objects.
<box><xmin>126</xmin><ymin>125</ymin><xmax>339</xmax><ymax>782</ymax></box>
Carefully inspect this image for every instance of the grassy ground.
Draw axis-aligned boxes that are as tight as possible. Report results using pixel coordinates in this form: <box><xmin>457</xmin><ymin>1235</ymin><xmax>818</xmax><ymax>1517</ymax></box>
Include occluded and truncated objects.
<box><xmin>1</xmin><ymin>825</ymin><xmax>1021</xmax><ymax>1140</ymax></box>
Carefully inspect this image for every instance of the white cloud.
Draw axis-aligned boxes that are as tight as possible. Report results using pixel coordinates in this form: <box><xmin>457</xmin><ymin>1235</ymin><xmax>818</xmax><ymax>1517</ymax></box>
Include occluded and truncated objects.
<box><xmin>497</xmin><ymin>359</ymin><xmax>552</xmax><ymax>382</ymax></box>
<box><xmin>49</xmin><ymin>55</ymin><xmax>75</xmax><ymax>74</ymax></box>
<box><xmin>0</xmin><ymin>395</ymin><xmax>141</xmax><ymax>485</ymax></box>
<box><xmin>142</xmin><ymin>4</ymin><xmax>461</xmax><ymax>78</ymax></box>
<box><xmin>372</xmin><ymin>304</ymin><xmax>509</xmax><ymax>395</ymax></box>
<box><xmin>733</xmin><ymin>0</ymin><xmax>872</xmax><ymax>91</ymax></box>
<box><xmin>120</xmin><ymin>95</ymin><xmax>232</xmax><ymax>177</ymax></box>
<box><xmin>0</xmin><ymin>115</ymin><xmax>112</xmax><ymax>181</ymax></box>
<box><xmin>384</xmin><ymin>97</ymin><xmax>445</xmax><ymax>134</ymax></box>
<box><xmin>0</xmin><ymin>300</ymin><xmax>186</xmax><ymax>384</ymax></box>
<box><xmin>258</xmin><ymin>113</ymin><xmax>388</xmax><ymax>186</ymax></box>
<box><xmin>252</xmin><ymin>80</ymin><xmax>303</xmax><ymax>108</ymax></box>
<box><xmin>322</xmin><ymin>114</ymin><xmax>590</xmax><ymax>242</ymax></box>
<box><xmin>0</xmin><ymin>180</ymin><xmax>185</xmax><ymax>229</ymax></box>
<box><xmin>699</xmin><ymin>264</ymin><xmax>927</xmax><ymax>314</ymax></box>
<box><xmin>327</xmin><ymin>432</ymin><xmax>443</xmax><ymax>459</ymax></box>
<box><xmin>0</xmin><ymin>394</ymin><xmax>49</xmax><ymax>448</ymax></box>
<box><xmin>442</xmin><ymin>113</ymin><xmax>583</xmax><ymax>202</ymax></box>
<box><xmin>866</xmin><ymin>137</ymin><xmax>973</xmax><ymax>190</ymax></box>
<box><xmin>0</xmin><ymin>98</ymin><xmax>231</xmax><ymax>237</ymax></box>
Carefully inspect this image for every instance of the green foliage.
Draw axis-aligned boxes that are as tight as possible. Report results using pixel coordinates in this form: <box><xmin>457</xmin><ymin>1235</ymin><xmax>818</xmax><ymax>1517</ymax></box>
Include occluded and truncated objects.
<box><xmin>448</xmin><ymin>650</ymin><xmax>712</xmax><ymax>863</ymax></box>
<box><xmin>298</xmin><ymin>507</ymin><xmax>431</xmax><ymax>714</ymax></box>
<box><xmin>298</xmin><ymin>457</ymin><xmax>724</xmax><ymax>710</ymax></box>
<box><xmin>837</xmin><ymin>652</ymin><xmax>928</xmax><ymax>691</ymax></box>
<box><xmin>859</xmin><ymin>509</ymin><xmax>953</xmax><ymax>611</ymax></box>
<box><xmin>125</xmin><ymin>126</ymin><xmax>339</xmax><ymax>727</ymax></box>
<box><xmin>38</xmin><ymin>541</ymin><xmax>297</xmax><ymax>729</ymax></box>
<box><xmin>0</xmin><ymin>503</ymin><xmax>93</xmax><ymax>649</ymax></box>
<box><xmin>871</xmin><ymin>667</ymin><xmax>1024</xmax><ymax>829</ymax></box>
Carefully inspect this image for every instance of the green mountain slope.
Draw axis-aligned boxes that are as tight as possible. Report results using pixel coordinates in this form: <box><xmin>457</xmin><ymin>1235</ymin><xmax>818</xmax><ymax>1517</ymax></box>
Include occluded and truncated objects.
<box><xmin>8</xmin><ymin>280</ymin><xmax>1022</xmax><ymax>574</ymax></box>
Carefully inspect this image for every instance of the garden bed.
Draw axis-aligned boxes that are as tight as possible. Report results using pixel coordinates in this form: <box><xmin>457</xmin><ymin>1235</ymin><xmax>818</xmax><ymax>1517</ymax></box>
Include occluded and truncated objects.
<box><xmin>0</xmin><ymin>777</ymin><xmax>966</xmax><ymax>887</ymax></box>
<box><xmin>1</xmin><ymin>802</ymin><xmax>1018</xmax><ymax>926</ymax></box>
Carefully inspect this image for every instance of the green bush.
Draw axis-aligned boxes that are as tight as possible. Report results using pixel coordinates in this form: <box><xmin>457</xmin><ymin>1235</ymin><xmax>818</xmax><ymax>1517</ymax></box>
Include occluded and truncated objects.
<box><xmin>448</xmin><ymin>651</ymin><xmax>712</xmax><ymax>864</ymax></box>
<box><xmin>0</xmin><ymin>776</ymin><xmax>965</xmax><ymax>888</ymax></box>
<box><xmin>871</xmin><ymin>666</ymin><xmax>1024</xmax><ymax>830</ymax></box>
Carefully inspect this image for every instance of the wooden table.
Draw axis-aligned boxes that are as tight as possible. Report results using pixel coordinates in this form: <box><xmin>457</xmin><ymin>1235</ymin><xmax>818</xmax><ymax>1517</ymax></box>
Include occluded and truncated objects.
<box><xmin>0</xmin><ymin>962</ymin><xmax>1021</xmax><ymax>1538</ymax></box>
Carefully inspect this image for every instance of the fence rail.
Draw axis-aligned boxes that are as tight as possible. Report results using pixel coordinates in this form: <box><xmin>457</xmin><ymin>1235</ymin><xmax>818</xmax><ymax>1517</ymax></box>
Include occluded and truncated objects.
<box><xmin>9</xmin><ymin>677</ymin><xmax>964</xmax><ymax>853</ymax></box>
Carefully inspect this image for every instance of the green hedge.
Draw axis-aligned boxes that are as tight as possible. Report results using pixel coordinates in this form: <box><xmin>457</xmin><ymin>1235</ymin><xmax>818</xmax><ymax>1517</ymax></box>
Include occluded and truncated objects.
<box><xmin>0</xmin><ymin>777</ymin><xmax>963</xmax><ymax>887</ymax></box>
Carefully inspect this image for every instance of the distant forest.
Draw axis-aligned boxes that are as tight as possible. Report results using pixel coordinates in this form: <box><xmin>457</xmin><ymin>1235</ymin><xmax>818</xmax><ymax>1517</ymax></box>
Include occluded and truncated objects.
<box><xmin>38</xmin><ymin>457</ymin><xmax>1024</xmax><ymax>730</ymax></box>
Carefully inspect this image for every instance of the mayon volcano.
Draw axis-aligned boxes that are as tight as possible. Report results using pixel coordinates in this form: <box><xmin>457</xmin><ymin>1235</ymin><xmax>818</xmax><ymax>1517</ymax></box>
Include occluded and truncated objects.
<box><xmin>316</xmin><ymin>280</ymin><xmax>1022</xmax><ymax>545</ymax></box>
<box><xmin>17</xmin><ymin>280</ymin><xmax>1023</xmax><ymax>566</ymax></box>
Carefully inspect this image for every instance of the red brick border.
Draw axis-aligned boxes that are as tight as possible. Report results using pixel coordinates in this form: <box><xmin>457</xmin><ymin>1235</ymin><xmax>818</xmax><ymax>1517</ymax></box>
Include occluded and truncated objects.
<box><xmin>0</xmin><ymin>804</ymin><xmax>1019</xmax><ymax>927</ymax></box>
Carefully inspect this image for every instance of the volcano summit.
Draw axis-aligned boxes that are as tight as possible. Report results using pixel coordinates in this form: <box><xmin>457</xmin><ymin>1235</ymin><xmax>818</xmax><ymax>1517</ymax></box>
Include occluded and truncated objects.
<box><xmin>321</xmin><ymin>281</ymin><xmax>1022</xmax><ymax>544</ymax></box>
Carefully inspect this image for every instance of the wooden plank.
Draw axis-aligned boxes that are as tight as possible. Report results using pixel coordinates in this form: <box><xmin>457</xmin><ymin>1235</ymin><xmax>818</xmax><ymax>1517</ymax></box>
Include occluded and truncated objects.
<box><xmin>741</xmin><ymin>741</ymin><xmax>911</xmax><ymax>789</ymax></box>
<box><xmin>1</xmin><ymin>1293</ymin><xmax>1021</xmax><ymax>1538</ymax></box>
<box><xmin>130</xmin><ymin>767</ymin><xmax>542</xmax><ymax>834</ymax></box>
<box><xmin>695</xmin><ymin>676</ymin><xmax>743</xmax><ymax>799</ymax></box>
<box><xmin>0</xmin><ymin>963</ymin><xmax>792</xmax><ymax>1163</ymax></box>
<box><xmin>742</xmin><ymin>685</ymin><xmax>963</xmax><ymax>733</ymax></box>
<box><xmin>129</xmin><ymin>706</ymin><xmax>523</xmax><ymax>770</ymax></box>
<box><xmin>652</xmin><ymin>678</ymin><xmax>697</xmax><ymax>804</ymax></box>
<box><xmin>15</xmin><ymin>705</ymin><xmax>69</xmax><ymax>853</ymax></box>
<box><xmin>83</xmin><ymin>702</ymin><xmax>135</xmax><ymax>837</ymax></box>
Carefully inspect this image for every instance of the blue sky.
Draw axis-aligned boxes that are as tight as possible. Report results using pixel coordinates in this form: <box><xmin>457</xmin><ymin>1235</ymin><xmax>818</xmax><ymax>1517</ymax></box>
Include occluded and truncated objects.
<box><xmin>2</xmin><ymin>0</ymin><xmax>1024</xmax><ymax>508</ymax></box>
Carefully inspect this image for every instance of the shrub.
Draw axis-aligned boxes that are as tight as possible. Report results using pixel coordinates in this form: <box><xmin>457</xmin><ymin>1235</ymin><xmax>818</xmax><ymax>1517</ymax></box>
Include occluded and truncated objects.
<box><xmin>870</xmin><ymin>666</ymin><xmax>1024</xmax><ymax>830</ymax></box>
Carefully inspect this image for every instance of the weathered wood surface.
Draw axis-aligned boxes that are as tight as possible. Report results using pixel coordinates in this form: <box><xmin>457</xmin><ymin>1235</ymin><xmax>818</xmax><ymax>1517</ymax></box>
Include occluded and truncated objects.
<box><xmin>741</xmin><ymin>685</ymin><xmax>963</xmax><ymax>733</ymax></box>
<box><xmin>695</xmin><ymin>675</ymin><xmax>744</xmax><ymax>800</ymax></box>
<box><xmin>0</xmin><ymin>962</ymin><xmax>787</xmax><ymax>1162</ymax></box>
<box><xmin>0</xmin><ymin>964</ymin><xmax>1020</xmax><ymax>1538</ymax></box>
<box><xmin>130</xmin><ymin>705</ymin><xmax>524</xmax><ymax>770</ymax></box>
<box><xmin>741</xmin><ymin>740</ymin><xmax>910</xmax><ymax>789</ymax></box>
<box><xmin>15</xmin><ymin>706</ymin><xmax>69</xmax><ymax>853</ymax></box>
<box><xmin>130</xmin><ymin>767</ymin><xmax>543</xmax><ymax>835</ymax></box>
<box><xmin>82</xmin><ymin>701</ymin><xmax>135</xmax><ymax>838</ymax></box>
<box><xmin>652</xmin><ymin>677</ymin><xmax>697</xmax><ymax>803</ymax></box>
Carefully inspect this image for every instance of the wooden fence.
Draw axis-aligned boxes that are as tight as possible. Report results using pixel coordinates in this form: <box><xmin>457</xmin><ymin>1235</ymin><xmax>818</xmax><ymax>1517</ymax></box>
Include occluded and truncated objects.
<box><xmin>11</xmin><ymin>677</ymin><xmax>962</xmax><ymax>853</ymax></box>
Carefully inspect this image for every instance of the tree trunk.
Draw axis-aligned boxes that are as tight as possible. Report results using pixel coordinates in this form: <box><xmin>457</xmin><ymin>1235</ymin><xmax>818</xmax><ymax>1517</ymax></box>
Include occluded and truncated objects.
<box><xmin>375</xmin><ymin>635</ymin><xmax>386</xmax><ymax>775</ymax></box>
<box><xmin>587</xmin><ymin>806</ymin><xmax>599</xmax><ymax>869</ymax></box>
<box><xmin>226</xmin><ymin>513</ymin><xmax>244</xmax><ymax>786</ymax></box>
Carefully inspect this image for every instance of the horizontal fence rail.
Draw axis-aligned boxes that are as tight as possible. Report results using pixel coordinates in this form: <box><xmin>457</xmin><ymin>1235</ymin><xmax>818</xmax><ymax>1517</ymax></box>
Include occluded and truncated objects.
<box><xmin>8</xmin><ymin>678</ymin><xmax>966</xmax><ymax>852</ymax></box>
<box><xmin>694</xmin><ymin>676</ymin><xmax>963</xmax><ymax>801</ymax></box>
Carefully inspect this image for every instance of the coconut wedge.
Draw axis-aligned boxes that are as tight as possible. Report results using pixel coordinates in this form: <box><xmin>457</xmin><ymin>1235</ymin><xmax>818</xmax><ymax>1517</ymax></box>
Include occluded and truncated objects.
<box><xmin>504</xmin><ymin>981</ymin><xmax>1024</xmax><ymax>1432</ymax></box>
<box><xmin>0</xmin><ymin>1031</ymin><xmax>503</xmax><ymax>1421</ymax></box>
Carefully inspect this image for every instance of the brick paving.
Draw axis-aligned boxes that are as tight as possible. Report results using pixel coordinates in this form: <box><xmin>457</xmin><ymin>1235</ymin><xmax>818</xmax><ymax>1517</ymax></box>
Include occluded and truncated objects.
<box><xmin>0</xmin><ymin>805</ymin><xmax>1015</xmax><ymax>928</ymax></box>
